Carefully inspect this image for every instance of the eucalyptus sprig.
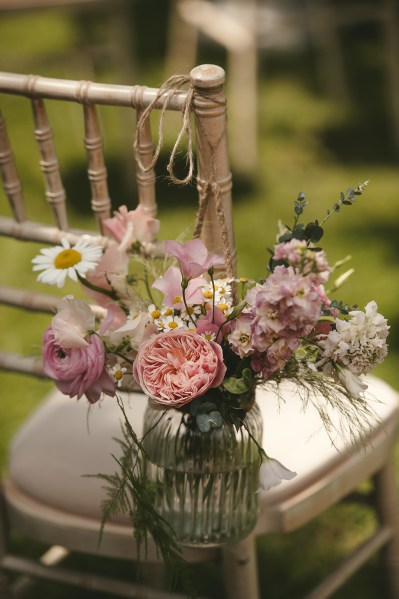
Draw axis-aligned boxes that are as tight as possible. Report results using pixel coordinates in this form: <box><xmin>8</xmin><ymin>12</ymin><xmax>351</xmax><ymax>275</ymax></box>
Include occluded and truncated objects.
<box><xmin>277</xmin><ymin>181</ymin><xmax>369</xmax><ymax>248</ymax></box>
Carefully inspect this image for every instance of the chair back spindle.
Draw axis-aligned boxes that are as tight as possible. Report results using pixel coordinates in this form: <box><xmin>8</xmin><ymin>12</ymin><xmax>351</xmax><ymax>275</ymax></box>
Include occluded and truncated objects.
<box><xmin>0</xmin><ymin>109</ymin><xmax>25</xmax><ymax>222</ymax></box>
<box><xmin>0</xmin><ymin>64</ymin><xmax>235</xmax><ymax>379</ymax></box>
<box><xmin>82</xmin><ymin>101</ymin><xmax>112</xmax><ymax>232</ymax></box>
<box><xmin>31</xmin><ymin>97</ymin><xmax>68</xmax><ymax>230</ymax></box>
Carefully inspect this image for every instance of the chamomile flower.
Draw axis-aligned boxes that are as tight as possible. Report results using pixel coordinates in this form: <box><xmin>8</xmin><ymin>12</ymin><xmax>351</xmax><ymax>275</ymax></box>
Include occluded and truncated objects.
<box><xmin>180</xmin><ymin>304</ymin><xmax>202</xmax><ymax>322</ymax></box>
<box><xmin>147</xmin><ymin>304</ymin><xmax>162</xmax><ymax>321</ymax></box>
<box><xmin>110</xmin><ymin>363</ymin><xmax>127</xmax><ymax>388</ymax></box>
<box><xmin>158</xmin><ymin>314</ymin><xmax>185</xmax><ymax>332</ymax></box>
<box><xmin>203</xmin><ymin>279</ymin><xmax>233</xmax><ymax>306</ymax></box>
<box><xmin>32</xmin><ymin>238</ymin><xmax>103</xmax><ymax>288</ymax></box>
<box><xmin>201</xmin><ymin>330</ymin><xmax>216</xmax><ymax>342</ymax></box>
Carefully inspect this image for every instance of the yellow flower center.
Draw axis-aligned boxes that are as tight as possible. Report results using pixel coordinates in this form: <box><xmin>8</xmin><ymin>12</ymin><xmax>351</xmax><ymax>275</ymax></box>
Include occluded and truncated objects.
<box><xmin>219</xmin><ymin>303</ymin><xmax>229</xmax><ymax>311</ymax></box>
<box><xmin>54</xmin><ymin>248</ymin><xmax>81</xmax><ymax>270</ymax></box>
<box><xmin>164</xmin><ymin>308</ymin><xmax>173</xmax><ymax>316</ymax></box>
<box><xmin>168</xmin><ymin>321</ymin><xmax>179</xmax><ymax>329</ymax></box>
<box><xmin>204</xmin><ymin>333</ymin><xmax>214</xmax><ymax>341</ymax></box>
<box><xmin>173</xmin><ymin>296</ymin><xmax>183</xmax><ymax>304</ymax></box>
<box><xmin>114</xmin><ymin>370</ymin><xmax>123</xmax><ymax>380</ymax></box>
<box><xmin>203</xmin><ymin>290</ymin><xmax>213</xmax><ymax>299</ymax></box>
<box><xmin>150</xmin><ymin>309</ymin><xmax>161</xmax><ymax>319</ymax></box>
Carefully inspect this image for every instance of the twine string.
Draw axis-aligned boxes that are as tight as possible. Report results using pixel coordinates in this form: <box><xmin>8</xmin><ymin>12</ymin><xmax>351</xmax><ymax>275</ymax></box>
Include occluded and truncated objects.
<box><xmin>134</xmin><ymin>74</ymin><xmax>194</xmax><ymax>185</ymax></box>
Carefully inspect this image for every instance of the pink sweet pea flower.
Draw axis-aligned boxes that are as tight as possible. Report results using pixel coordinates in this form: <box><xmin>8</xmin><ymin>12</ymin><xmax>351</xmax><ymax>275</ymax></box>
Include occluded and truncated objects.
<box><xmin>52</xmin><ymin>297</ymin><xmax>95</xmax><ymax>349</ymax></box>
<box><xmin>133</xmin><ymin>330</ymin><xmax>227</xmax><ymax>407</ymax></box>
<box><xmin>196</xmin><ymin>306</ymin><xmax>231</xmax><ymax>343</ymax></box>
<box><xmin>103</xmin><ymin>205</ymin><xmax>160</xmax><ymax>251</ymax></box>
<box><xmin>43</xmin><ymin>327</ymin><xmax>115</xmax><ymax>403</ymax></box>
<box><xmin>164</xmin><ymin>238</ymin><xmax>224</xmax><ymax>279</ymax></box>
<box><xmin>110</xmin><ymin>311</ymin><xmax>156</xmax><ymax>351</ymax></box>
<box><xmin>85</xmin><ymin>244</ymin><xmax>129</xmax><ymax>330</ymax></box>
<box><xmin>152</xmin><ymin>266</ymin><xmax>206</xmax><ymax>309</ymax></box>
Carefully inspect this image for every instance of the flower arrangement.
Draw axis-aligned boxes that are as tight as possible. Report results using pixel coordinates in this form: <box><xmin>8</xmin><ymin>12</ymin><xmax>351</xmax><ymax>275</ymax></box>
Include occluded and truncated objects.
<box><xmin>32</xmin><ymin>181</ymin><xmax>388</xmax><ymax>586</ymax></box>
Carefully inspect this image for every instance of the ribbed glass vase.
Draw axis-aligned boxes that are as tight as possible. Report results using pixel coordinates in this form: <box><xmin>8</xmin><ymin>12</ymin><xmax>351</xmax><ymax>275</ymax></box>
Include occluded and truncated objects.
<box><xmin>142</xmin><ymin>399</ymin><xmax>263</xmax><ymax>547</ymax></box>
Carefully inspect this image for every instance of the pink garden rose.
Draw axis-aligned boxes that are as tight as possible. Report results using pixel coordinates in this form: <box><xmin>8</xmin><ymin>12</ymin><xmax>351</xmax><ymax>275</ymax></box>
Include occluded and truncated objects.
<box><xmin>164</xmin><ymin>238</ymin><xmax>224</xmax><ymax>279</ymax></box>
<box><xmin>103</xmin><ymin>205</ymin><xmax>160</xmax><ymax>250</ymax></box>
<box><xmin>133</xmin><ymin>330</ymin><xmax>226</xmax><ymax>407</ymax></box>
<box><xmin>43</xmin><ymin>326</ymin><xmax>115</xmax><ymax>403</ymax></box>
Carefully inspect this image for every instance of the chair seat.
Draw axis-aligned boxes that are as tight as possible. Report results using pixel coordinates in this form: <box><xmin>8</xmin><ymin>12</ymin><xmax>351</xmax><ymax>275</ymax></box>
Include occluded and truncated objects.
<box><xmin>7</xmin><ymin>375</ymin><xmax>398</xmax><ymax>549</ymax></box>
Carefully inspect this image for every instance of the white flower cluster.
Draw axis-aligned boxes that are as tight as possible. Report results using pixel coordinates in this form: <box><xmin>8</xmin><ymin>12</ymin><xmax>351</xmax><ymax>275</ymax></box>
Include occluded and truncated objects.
<box><xmin>319</xmin><ymin>301</ymin><xmax>389</xmax><ymax>375</ymax></box>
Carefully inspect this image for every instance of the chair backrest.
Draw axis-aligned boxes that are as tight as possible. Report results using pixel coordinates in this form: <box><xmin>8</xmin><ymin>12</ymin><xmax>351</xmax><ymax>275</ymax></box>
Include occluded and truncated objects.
<box><xmin>0</xmin><ymin>64</ymin><xmax>235</xmax><ymax>378</ymax></box>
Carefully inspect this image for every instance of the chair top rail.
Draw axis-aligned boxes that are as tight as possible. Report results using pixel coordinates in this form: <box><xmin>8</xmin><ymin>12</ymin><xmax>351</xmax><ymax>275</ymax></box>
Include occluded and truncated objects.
<box><xmin>0</xmin><ymin>72</ymin><xmax>188</xmax><ymax>110</ymax></box>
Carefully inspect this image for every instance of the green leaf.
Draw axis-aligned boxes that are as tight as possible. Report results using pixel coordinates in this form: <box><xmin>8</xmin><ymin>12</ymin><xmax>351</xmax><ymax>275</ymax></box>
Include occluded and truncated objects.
<box><xmin>223</xmin><ymin>368</ymin><xmax>252</xmax><ymax>395</ymax></box>
<box><xmin>304</xmin><ymin>222</ymin><xmax>324</xmax><ymax>243</ymax></box>
<box><xmin>196</xmin><ymin>411</ymin><xmax>223</xmax><ymax>432</ymax></box>
<box><xmin>279</xmin><ymin>231</ymin><xmax>293</xmax><ymax>243</ymax></box>
<box><xmin>198</xmin><ymin>401</ymin><xmax>218</xmax><ymax>414</ymax></box>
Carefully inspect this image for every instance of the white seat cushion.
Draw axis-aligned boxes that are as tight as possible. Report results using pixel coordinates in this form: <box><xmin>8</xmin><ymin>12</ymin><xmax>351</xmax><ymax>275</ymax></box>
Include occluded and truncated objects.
<box><xmin>8</xmin><ymin>376</ymin><xmax>398</xmax><ymax>522</ymax></box>
<box><xmin>259</xmin><ymin>375</ymin><xmax>399</xmax><ymax>502</ymax></box>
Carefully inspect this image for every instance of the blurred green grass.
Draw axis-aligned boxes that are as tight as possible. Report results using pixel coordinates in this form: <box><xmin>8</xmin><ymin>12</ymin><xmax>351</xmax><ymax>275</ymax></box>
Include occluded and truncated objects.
<box><xmin>0</xmin><ymin>4</ymin><xmax>399</xmax><ymax>598</ymax></box>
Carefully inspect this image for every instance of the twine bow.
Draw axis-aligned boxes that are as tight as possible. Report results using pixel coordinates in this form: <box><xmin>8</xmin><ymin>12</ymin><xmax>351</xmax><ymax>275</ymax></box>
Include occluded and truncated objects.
<box><xmin>133</xmin><ymin>73</ymin><xmax>235</xmax><ymax>279</ymax></box>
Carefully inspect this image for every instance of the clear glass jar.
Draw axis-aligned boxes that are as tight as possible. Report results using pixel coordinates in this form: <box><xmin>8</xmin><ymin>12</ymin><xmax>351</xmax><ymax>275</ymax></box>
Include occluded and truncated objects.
<box><xmin>142</xmin><ymin>399</ymin><xmax>263</xmax><ymax>547</ymax></box>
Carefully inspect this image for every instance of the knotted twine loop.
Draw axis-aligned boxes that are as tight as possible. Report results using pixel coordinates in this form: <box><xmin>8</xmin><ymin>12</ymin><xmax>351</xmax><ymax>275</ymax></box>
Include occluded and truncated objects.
<box><xmin>133</xmin><ymin>74</ymin><xmax>194</xmax><ymax>185</ymax></box>
<box><xmin>133</xmin><ymin>73</ymin><xmax>235</xmax><ymax>279</ymax></box>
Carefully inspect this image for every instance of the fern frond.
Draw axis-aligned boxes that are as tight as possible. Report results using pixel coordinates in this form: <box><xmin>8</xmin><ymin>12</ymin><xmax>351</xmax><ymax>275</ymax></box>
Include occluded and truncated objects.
<box><xmin>88</xmin><ymin>395</ymin><xmax>197</xmax><ymax>598</ymax></box>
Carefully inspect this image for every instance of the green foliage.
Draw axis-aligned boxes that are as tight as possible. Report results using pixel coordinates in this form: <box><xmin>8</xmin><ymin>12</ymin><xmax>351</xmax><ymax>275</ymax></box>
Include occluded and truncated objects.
<box><xmin>223</xmin><ymin>368</ymin><xmax>253</xmax><ymax>395</ymax></box>
<box><xmin>87</xmin><ymin>397</ymin><xmax>196</xmax><ymax>598</ymax></box>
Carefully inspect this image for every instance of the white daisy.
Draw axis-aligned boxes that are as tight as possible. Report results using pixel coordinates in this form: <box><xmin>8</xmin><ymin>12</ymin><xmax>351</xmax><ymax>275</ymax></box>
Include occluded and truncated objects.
<box><xmin>32</xmin><ymin>237</ymin><xmax>103</xmax><ymax>288</ymax></box>
<box><xmin>110</xmin><ymin>363</ymin><xmax>127</xmax><ymax>388</ymax></box>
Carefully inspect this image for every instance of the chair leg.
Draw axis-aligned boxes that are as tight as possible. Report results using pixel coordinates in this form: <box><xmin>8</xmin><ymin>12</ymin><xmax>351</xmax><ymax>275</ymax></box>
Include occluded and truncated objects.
<box><xmin>222</xmin><ymin>533</ymin><xmax>260</xmax><ymax>599</ymax></box>
<box><xmin>0</xmin><ymin>484</ymin><xmax>13</xmax><ymax>598</ymax></box>
<box><xmin>374</xmin><ymin>452</ymin><xmax>399</xmax><ymax>598</ymax></box>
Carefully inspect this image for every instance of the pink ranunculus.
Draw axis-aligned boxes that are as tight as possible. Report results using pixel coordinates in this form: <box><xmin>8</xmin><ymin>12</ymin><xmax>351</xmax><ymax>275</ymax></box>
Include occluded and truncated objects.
<box><xmin>152</xmin><ymin>266</ymin><xmax>206</xmax><ymax>309</ymax></box>
<box><xmin>133</xmin><ymin>330</ymin><xmax>227</xmax><ymax>407</ymax></box>
<box><xmin>43</xmin><ymin>326</ymin><xmax>115</xmax><ymax>403</ymax></box>
<box><xmin>164</xmin><ymin>238</ymin><xmax>224</xmax><ymax>279</ymax></box>
<box><xmin>103</xmin><ymin>204</ymin><xmax>160</xmax><ymax>250</ymax></box>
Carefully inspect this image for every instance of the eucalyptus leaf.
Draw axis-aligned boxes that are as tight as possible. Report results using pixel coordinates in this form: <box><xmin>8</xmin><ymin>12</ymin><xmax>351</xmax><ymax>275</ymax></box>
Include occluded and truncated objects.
<box><xmin>196</xmin><ymin>411</ymin><xmax>223</xmax><ymax>432</ymax></box>
<box><xmin>304</xmin><ymin>222</ymin><xmax>324</xmax><ymax>243</ymax></box>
